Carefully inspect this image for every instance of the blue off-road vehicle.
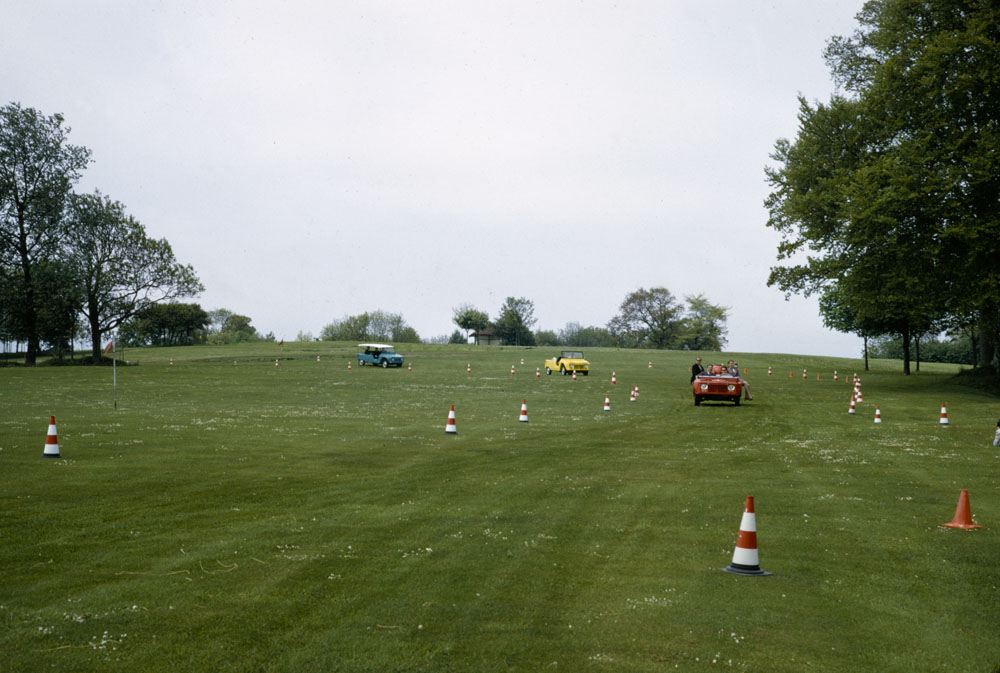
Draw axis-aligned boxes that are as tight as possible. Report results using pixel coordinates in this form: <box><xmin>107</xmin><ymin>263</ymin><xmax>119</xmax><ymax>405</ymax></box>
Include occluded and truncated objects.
<box><xmin>356</xmin><ymin>343</ymin><xmax>404</xmax><ymax>368</ymax></box>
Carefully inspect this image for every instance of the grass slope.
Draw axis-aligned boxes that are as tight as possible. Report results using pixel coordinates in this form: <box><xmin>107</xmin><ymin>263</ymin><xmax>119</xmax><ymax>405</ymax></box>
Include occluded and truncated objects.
<box><xmin>1</xmin><ymin>343</ymin><xmax>998</xmax><ymax>672</ymax></box>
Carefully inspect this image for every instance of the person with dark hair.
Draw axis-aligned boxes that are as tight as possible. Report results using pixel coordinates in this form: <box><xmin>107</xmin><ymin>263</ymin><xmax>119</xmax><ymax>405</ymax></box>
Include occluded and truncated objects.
<box><xmin>690</xmin><ymin>356</ymin><xmax>705</xmax><ymax>383</ymax></box>
<box><xmin>993</xmin><ymin>419</ymin><xmax>1000</xmax><ymax>447</ymax></box>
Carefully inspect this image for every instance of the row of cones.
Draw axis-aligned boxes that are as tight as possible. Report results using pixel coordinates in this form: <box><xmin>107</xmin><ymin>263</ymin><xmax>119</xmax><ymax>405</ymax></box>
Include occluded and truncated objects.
<box><xmin>848</xmin><ymin>399</ymin><xmax>950</xmax><ymax>424</ymax></box>
<box><xmin>446</xmin><ymin>392</ymin><xmax>640</xmax><ymax>433</ymax></box>
<box><xmin>722</xmin><ymin>490</ymin><xmax>984</xmax><ymax>577</ymax></box>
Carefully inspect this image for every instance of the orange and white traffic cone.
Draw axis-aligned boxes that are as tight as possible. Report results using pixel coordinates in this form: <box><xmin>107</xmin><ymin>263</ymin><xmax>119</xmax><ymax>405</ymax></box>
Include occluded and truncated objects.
<box><xmin>802</xmin><ymin>369</ymin><xmax>807</xmax><ymax>380</ymax></box>
<box><xmin>629</xmin><ymin>387</ymin><xmax>636</xmax><ymax>402</ymax></box>
<box><xmin>874</xmin><ymin>406</ymin><xmax>882</xmax><ymax>423</ymax></box>
<box><xmin>42</xmin><ymin>416</ymin><xmax>61</xmax><ymax>458</ymax></box>
<box><xmin>274</xmin><ymin>359</ymin><xmax>279</xmax><ymax>368</ymax></box>
<box><xmin>744</xmin><ymin>367</ymin><xmax>748</xmax><ymax>375</ymax></box>
<box><xmin>611</xmin><ymin>372</ymin><xmax>617</xmax><ymax>385</ymax></box>
<box><xmin>648</xmin><ymin>361</ymin><xmax>652</xmax><ymax>369</ymax></box>
<box><xmin>169</xmin><ymin>359</ymin><xmax>174</xmax><ymax>366</ymax></box>
<box><xmin>510</xmin><ymin>365</ymin><xmax>515</xmax><ymax>376</ymax></box>
<box><xmin>633</xmin><ymin>385</ymin><xmax>639</xmax><ymax>400</ymax></box>
<box><xmin>816</xmin><ymin>374</ymin><xmax>821</xmax><ymax>381</ymax></box>
<box><xmin>848</xmin><ymin>395</ymin><xmax>856</xmax><ymax>415</ymax></box>
<box><xmin>767</xmin><ymin>366</ymin><xmax>772</xmax><ymax>376</ymax></box>
<box><xmin>535</xmin><ymin>367</ymin><xmax>540</xmax><ymax>379</ymax></box>
<box><xmin>941</xmin><ymin>489</ymin><xmax>982</xmax><ymax>529</ymax></box>
<box><xmin>466</xmin><ymin>363</ymin><xmax>471</xmax><ymax>374</ymax></box>
<box><xmin>445</xmin><ymin>405</ymin><xmax>457</xmax><ymax>435</ymax></box>
<box><xmin>833</xmin><ymin>370</ymin><xmax>838</xmax><ymax>382</ymax></box>
<box><xmin>571</xmin><ymin>370</ymin><xmax>577</xmax><ymax>381</ymax></box>
<box><xmin>347</xmin><ymin>362</ymin><xmax>352</xmax><ymax>371</ymax></box>
<box><xmin>408</xmin><ymin>363</ymin><xmax>412</xmax><ymax>372</ymax></box>
<box><xmin>789</xmin><ymin>370</ymin><xmax>793</xmax><ymax>378</ymax></box>
<box><xmin>721</xmin><ymin>496</ymin><xmax>771</xmax><ymax>576</ymax></box>
<box><xmin>603</xmin><ymin>395</ymin><xmax>611</xmax><ymax>412</ymax></box>
<box><xmin>520</xmin><ymin>358</ymin><xmax>524</xmax><ymax>365</ymax></box>
<box><xmin>940</xmin><ymin>402</ymin><xmax>949</xmax><ymax>425</ymax></box>
<box><xmin>518</xmin><ymin>399</ymin><xmax>529</xmax><ymax>423</ymax></box>
<box><xmin>316</xmin><ymin>355</ymin><xmax>321</xmax><ymax>362</ymax></box>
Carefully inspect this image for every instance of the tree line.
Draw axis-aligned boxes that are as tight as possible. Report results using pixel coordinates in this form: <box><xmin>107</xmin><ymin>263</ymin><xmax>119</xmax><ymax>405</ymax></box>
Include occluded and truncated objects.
<box><xmin>765</xmin><ymin>0</ymin><xmax>1000</xmax><ymax>374</ymax></box>
<box><xmin>451</xmin><ymin>288</ymin><xmax>729</xmax><ymax>350</ymax></box>
<box><xmin>0</xmin><ymin>102</ymin><xmax>201</xmax><ymax>364</ymax></box>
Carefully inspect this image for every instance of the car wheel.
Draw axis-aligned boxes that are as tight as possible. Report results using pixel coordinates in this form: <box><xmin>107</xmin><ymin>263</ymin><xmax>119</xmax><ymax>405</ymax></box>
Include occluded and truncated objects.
<box><xmin>561</xmin><ymin>366</ymin><xmax>567</xmax><ymax>375</ymax></box>
<box><xmin>358</xmin><ymin>360</ymin><xmax>364</xmax><ymax>366</ymax></box>
<box><xmin>545</xmin><ymin>367</ymin><xmax>552</xmax><ymax>375</ymax></box>
<box><xmin>694</xmin><ymin>396</ymin><xmax>701</xmax><ymax>406</ymax></box>
<box><xmin>582</xmin><ymin>371</ymin><xmax>588</xmax><ymax>376</ymax></box>
<box><xmin>381</xmin><ymin>359</ymin><xmax>389</xmax><ymax>368</ymax></box>
<box><xmin>733</xmin><ymin>396</ymin><xmax>741</xmax><ymax>406</ymax></box>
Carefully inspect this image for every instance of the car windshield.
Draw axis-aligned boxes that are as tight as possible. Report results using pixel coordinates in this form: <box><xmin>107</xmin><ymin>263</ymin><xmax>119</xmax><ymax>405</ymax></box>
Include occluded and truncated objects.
<box><xmin>561</xmin><ymin>351</ymin><xmax>583</xmax><ymax>359</ymax></box>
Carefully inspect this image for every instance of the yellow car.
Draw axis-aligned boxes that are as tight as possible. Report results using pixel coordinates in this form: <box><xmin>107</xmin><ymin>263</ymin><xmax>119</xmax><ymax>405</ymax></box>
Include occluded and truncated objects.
<box><xmin>544</xmin><ymin>351</ymin><xmax>590</xmax><ymax>376</ymax></box>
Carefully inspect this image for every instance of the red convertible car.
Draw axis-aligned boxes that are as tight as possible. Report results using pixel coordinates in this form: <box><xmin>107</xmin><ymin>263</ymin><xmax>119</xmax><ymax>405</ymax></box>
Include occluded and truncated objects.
<box><xmin>693</xmin><ymin>365</ymin><xmax>743</xmax><ymax>406</ymax></box>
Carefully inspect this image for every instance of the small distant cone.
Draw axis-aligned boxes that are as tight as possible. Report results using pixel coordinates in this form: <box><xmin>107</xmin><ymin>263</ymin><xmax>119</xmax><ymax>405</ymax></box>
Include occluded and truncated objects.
<box><xmin>571</xmin><ymin>370</ymin><xmax>577</xmax><ymax>381</ymax></box>
<box><xmin>42</xmin><ymin>416</ymin><xmax>61</xmax><ymax>458</ymax></box>
<box><xmin>789</xmin><ymin>371</ymin><xmax>793</xmax><ymax>378</ymax></box>
<box><xmin>603</xmin><ymin>395</ymin><xmax>611</xmax><ymax>412</ymax></box>
<box><xmin>520</xmin><ymin>358</ymin><xmax>525</xmax><ymax>365</ymax></box>
<box><xmin>466</xmin><ymin>363</ymin><xmax>471</xmax><ymax>374</ymax></box>
<box><xmin>408</xmin><ymin>363</ymin><xmax>412</xmax><ymax>372</ymax></box>
<box><xmin>274</xmin><ymin>359</ymin><xmax>279</xmax><ymax>368</ymax></box>
<box><xmin>833</xmin><ymin>370</ymin><xmax>839</xmax><ymax>382</ymax></box>
<box><xmin>233</xmin><ymin>360</ymin><xmax>237</xmax><ymax>366</ymax></box>
<box><xmin>744</xmin><ymin>367</ymin><xmax>747</xmax><ymax>375</ymax></box>
<box><xmin>535</xmin><ymin>367</ymin><xmax>540</xmax><ymax>379</ymax></box>
<box><xmin>802</xmin><ymin>369</ymin><xmax>807</xmax><ymax>380</ymax></box>
<box><xmin>445</xmin><ymin>405</ymin><xmax>457</xmax><ymax>434</ymax></box>
<box><xmin>855</xmin><ymin>388</ymin><xmax>863</xmax><ymax>403</ymax></box>
<box><xmin>169</xmin><ymin>359</ymin><xmax>174</xmax><ymax>366</ymax></box>
<box><xmin>767</xmin><ymin>366</ymin><xmax>772</xmax><ymax>376</ymax></box>
<box><xmin>347</xmin><ymin>362</ymin><xmax>352</xmax><ymax>370</ymax></box>
<box><xmin>874</xmin><ymin>406</ymin><xmax>882</xmax><ymax>423</ymax></box>
<box><xmin>721</xmin><ymin>496</ymin><xmax>771</xmax><ymax>576</ymax></box>
<box><xmin>611</xmin><ymin>372</ymin><xmax>617</xmax><ymax>385</ymax></box>
<box><xmin>940</xmin><ymin>402</ymin><xmax>949</xmax><ymax>425</ymax></box>
<box><xmin>519</xmin><ymin>399</ymin><xmax>529</xmax><ymax>423</ymax></box>
<box><xmin>316</xmin><ymin>355</ymin><xmax>321</xmax><ymax>362</ymax></box>
<box><xmin>941</xmin><ymin>489</ymin><xmax>981</xmax><ymax>529</ymax></box>
<box><xmin>511</xmin><ymin>365</ymin><xmax>516</xmax><ymax>376</ymax></box>
<box><xmin>816</xmin><ymin>374</ymin><xmax>821</xmax><ymax>381</ymax></box>
<box><xmin>648</xmin><ymin>361</ymin><xmax>652</xmax><ymax>369</ymax></box>
<box><xmin>629</xmin><ymin>388</ymin><xmax>637</xmax><ymax>402</ymax></box>
<box><xmin>848</xmin><ymin>395</ymin><xmax>856</xmax><ymax>414</ymax></box>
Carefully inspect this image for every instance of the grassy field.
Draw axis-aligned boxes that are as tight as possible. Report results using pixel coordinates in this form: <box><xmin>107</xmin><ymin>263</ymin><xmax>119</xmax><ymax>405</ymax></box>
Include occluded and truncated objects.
<box><xmin>1</xmin><ymin>342</ymin><xmax>998</xmax><ymax>672</ymax></box>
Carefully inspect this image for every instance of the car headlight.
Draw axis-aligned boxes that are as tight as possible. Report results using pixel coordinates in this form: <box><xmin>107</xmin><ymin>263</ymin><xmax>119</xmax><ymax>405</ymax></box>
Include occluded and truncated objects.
<box><xmin>700</xmin><ymin>383</ymin><xmax>708</xmax><ymax>391</ymax></box>
<box><xmin>727</xmin><ymin>384</ymin><xmax>736</xmax><ymax>392</ymax></box>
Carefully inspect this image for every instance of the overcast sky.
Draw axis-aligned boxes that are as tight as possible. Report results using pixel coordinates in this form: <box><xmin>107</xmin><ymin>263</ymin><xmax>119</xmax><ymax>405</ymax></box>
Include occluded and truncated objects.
<box><xmin>3</xmin><ymin>1</ymin><xmax>870</xmax><ymax>356</ymax></box>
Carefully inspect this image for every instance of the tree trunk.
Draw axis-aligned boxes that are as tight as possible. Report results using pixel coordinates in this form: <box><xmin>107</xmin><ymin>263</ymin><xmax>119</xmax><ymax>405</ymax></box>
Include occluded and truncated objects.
<box><xmin>18</xmin><ymin>235</ymin><xmax>39</xmax><ymax>366</ymax></box>
<box><xmin>863</xmin><ymin>335</ymin><xmax>869</xmax><ymax>371</ymax></box>
<box><xmin>979</xmin><ymin>303</ymin><xmax>999</xmax><ymax>370</ymax></box>
<box><xmin>88</xmin><ymin>304</ymin><xmax>103</xmax><ymax>361</ymax></box>
<box><xmin>901</xmin><ymin>324</ymin><xmax>911</xmax><ymax>375</ymax></box>
<box><xmin>915</xmin><ymin>336</ymin><xmax>921</xmax><ymax>372</ymax></box>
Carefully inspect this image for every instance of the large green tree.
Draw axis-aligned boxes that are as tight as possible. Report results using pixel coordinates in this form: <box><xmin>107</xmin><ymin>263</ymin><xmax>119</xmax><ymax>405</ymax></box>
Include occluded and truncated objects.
<box><xmin>494</xmin><ymin>297</ymin><xmax>537</xmax><ymax>346</ymax></box>
<box><xmin>118</xmin><ymin>302</ymin><xmax>210</xmax><ymax>347</ymax></box>
<box><xmin>677</xmin><ymin>294</ymin><xmax>729</xmax><ymax>351</ymax></box>
<box><xmin>607</xmin><ymin>287</ymin><xmax>682</xmax><ymax>349</ymax></box>
<box><xmin>0</xmin><ymin>103</ymin><xmax>91</xmax><ymax>364</ymax></box>
<box><xmin>766</xmin><ymin>0</ymin><xmax>999</xmax><ymax>373</ymax></box>
<box><xmin>452</xmin><ymin>304</ymin><xmax>490</xmax><ymax>341</ymax></box>
<box><xmin>64</xmin><ymin>191</ymin><xmax>203</xmax><ymax>360</ymax></box>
